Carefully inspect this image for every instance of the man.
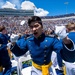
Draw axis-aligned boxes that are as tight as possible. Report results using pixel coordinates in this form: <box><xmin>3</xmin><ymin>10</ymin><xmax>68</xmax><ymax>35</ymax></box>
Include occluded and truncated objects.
<box><xmin>60</xmin><ymin>22</ymin><xmax>75</xmax><ymax>75</ymax></box>
<box><xmin>55</xmin><ymin>22</ymin><xmax>75</xmax><ymax>75</ymax></box>
<box><xmin>10</xmin><ymin>16</ymin><xmax>63</xmax><ymax>75</ymax></box>
<box><xmin>0</xmin><ymin>25</ymin><xmax>11</xmax><ymax>74</ymax></box>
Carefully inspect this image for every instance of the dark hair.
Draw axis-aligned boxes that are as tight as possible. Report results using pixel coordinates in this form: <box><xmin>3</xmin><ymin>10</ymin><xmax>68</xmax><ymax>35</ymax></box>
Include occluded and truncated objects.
<box><xmin>0</xmin><ymin>26</ymin><xmax>5</xmax><ymax>32</ymax></box>
<box><xmin>28</xmin><ymin>16</ymin><xmax>42</xmax><ymax>26</ymax></box>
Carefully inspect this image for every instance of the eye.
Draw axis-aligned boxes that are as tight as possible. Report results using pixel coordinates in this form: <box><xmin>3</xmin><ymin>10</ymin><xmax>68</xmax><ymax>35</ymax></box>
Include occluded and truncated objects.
<box><xmin>30</xmin><ymin>25</ymin><xmax>39</xmax><ymax>28</ymax></box>
<box><xmin>34</xmin><ymin>25</ymin><xmax>39</xmax><ymax>28</ymax></box>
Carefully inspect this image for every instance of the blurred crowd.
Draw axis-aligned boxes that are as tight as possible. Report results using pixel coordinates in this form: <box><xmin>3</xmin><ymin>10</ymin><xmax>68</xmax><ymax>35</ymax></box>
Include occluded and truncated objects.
<box><xmin>0</xmin><ymin>16</ymin><xmax>75</xmax><ymax>36</ymax></box>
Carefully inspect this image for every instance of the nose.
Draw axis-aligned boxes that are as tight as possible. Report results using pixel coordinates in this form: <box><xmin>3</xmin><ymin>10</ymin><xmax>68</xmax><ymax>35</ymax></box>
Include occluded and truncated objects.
<box><xmin>32</xmin><ymin>27</ymin><xmax>36</xmax><ymax>31</ymax></box>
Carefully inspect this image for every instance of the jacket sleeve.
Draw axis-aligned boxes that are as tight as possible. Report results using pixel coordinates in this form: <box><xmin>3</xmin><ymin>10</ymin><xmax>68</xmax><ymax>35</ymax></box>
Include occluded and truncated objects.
<box><xmin>11</xmin><ymin>38</ymin><xmax>28</xmax><ymax>57</ymax></box>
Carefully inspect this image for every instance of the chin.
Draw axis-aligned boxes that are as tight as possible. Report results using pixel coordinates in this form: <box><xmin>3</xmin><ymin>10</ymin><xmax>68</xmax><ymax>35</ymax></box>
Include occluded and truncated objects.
<box><xmin>34</xmin><ymin>34</ymin><xmax>39</xmax><ymax>38</ymax></box>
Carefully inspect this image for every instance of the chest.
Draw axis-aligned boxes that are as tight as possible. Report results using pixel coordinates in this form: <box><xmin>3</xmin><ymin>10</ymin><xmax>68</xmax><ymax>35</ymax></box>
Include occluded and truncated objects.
<box><xmin>27</xmin><ymin>38</ymin><xmax>53</xmax><ymax>53</ymax></box>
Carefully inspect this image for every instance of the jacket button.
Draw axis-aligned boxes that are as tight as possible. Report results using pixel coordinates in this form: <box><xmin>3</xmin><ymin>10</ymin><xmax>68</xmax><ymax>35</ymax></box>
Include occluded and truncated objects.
<box><xmin>44</xmin><ymin>60</ymin><xmax>46</xmax><ymax>62</ymax></box>
<box><xmin>44</xmin><ymin>55</ymin><xmax>46</xmax><ymax>57</ymax></box>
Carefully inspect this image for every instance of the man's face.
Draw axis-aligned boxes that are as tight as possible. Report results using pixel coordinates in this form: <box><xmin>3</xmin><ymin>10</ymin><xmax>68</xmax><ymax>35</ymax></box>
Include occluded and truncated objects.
<box><xmin>29</xmin><ymin>22</ymin><xmax>43</xmax><ymax>38</ymax></box>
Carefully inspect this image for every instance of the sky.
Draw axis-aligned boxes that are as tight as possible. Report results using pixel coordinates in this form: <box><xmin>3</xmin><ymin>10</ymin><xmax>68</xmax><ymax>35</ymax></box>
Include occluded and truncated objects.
<box><xmin>0</xmin><ymin>0</ymin><xmax>75</xmax><ymax>16</ymax></box>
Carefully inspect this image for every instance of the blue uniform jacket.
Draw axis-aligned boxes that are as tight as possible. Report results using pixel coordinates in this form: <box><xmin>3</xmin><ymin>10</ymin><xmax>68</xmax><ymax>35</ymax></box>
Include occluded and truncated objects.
<box><xmin>0</xmin><ymin>33</ymin><xmax>9</xmax><ymax>50</ymax></box>
<box><xmin>0</xmin><ymin>33</ymin><xmax>11</xmax><ymax>67</ymax></box>
<box><xmin>61</xmin><ymin>32</ymin><xmax>75</xmax><ymax>62</ymax></box>
<box><xmin>11</xmin><ymin>33</ymin><xmax>63</xmax><ymax>65</ymax></box>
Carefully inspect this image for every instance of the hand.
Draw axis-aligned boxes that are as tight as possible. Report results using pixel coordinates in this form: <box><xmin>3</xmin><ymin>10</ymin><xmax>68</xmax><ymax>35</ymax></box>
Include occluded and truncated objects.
<box><xmin>55</xmin><ymin>25</ymin><xmax>68</xmax><ymax>39</ymax></box>
<box><xmin>10</xmin><ymin>34</ymin><xmax>19</xmax><ymax>42</ymax></box>
<box><xmin>58</xmin><ymin>32</ymin><xmax>68</xmax><ymax>39</ymax></box>
<box><xmin>7</xmin><ymin>42</ymin><xmax>12</xmax><ymax>49</ymax></box>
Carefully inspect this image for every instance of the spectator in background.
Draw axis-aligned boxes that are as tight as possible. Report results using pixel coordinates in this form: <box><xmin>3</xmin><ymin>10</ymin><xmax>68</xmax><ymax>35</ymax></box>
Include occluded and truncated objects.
<box><xmin>0</xmin><ymin>26</ymin><xmax>11</xmax><ymax>74</ymax></box>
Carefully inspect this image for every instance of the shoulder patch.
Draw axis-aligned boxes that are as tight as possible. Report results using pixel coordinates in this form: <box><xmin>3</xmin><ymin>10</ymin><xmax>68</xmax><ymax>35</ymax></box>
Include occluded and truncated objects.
<box><xmin>46</xmin><ymin>34</ymin><xmax>56</xmax><ymax>38</ymax></box>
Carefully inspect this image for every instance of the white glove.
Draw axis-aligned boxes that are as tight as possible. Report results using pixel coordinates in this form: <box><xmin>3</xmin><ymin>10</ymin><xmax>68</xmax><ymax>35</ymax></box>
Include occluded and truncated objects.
<box><xmin>10</xmin><ymin>34</ymin><xmax>19</xmax><ymax>42</ymax></box>
<box><xmin>7</xmin><ymin>42</ymin><xmax>12</xmax><ymax>49</ymax></box>
<box><xmin>55</xmin><ymin>25</ymin><xmax>68</xmax><ymax>39</ymax></box>
<box><xmin>58</xmin><ymin>32</ymin><xmax>68</xmax><ymax>39</ymax></box>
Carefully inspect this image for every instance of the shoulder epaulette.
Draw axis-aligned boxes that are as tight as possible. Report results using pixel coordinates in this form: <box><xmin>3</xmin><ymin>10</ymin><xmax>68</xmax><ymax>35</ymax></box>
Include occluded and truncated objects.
<box><xmin>26</xmin><ymin>35</ymin><xmax>33</xmax><ymax>39</ymax></box>
<box><xmin>46</xmin><ymin>34</ymin><xmax>56</xmax><ymax>38</ymax></box>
